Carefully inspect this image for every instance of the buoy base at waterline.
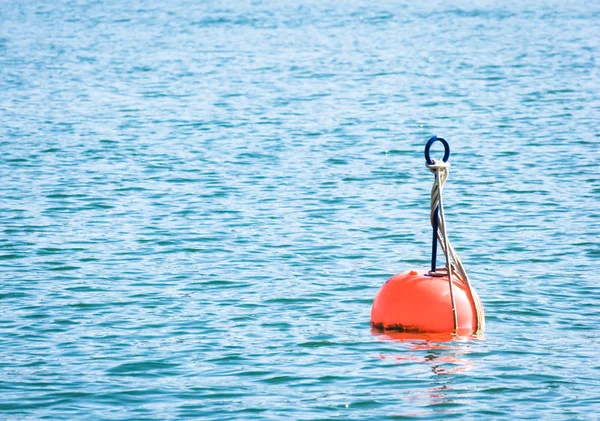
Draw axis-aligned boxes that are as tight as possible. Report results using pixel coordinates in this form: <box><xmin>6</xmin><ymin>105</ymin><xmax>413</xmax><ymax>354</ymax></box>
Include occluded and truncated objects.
<box><xmin>371</xmin><ymin>269</ymin><xmax>482</xmax><ymax>335</ymax></box>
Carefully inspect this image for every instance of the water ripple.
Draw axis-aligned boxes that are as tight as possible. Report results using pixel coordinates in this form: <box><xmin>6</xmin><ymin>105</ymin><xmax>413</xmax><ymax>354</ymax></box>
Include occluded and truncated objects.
<box><xmin>1</xmin><ymin>0</ymin><xmax>600</xmax><ymax>419</ymax></box>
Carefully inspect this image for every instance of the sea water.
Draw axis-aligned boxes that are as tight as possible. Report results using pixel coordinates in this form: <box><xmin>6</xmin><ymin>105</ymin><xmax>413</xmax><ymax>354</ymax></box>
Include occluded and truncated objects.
<box><xmin>1</xmin><ymin>0</ymin><xmax>599</xmax><ymax>419</ymax></box>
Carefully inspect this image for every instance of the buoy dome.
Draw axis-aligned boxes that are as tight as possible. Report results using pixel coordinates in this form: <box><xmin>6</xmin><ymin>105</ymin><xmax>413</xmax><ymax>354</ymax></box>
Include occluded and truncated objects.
<box><xmin>371</xmin><ymin>269</ymin><xmax>480</xmax><ymax>335</ymax></box>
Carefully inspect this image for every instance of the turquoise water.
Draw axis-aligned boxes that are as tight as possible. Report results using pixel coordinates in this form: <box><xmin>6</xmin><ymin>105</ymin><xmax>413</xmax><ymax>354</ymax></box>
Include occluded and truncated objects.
<box><xmin>2</xmin><ymin>0</ymin><xmax>600</xmax><ymax>419</ymax></box>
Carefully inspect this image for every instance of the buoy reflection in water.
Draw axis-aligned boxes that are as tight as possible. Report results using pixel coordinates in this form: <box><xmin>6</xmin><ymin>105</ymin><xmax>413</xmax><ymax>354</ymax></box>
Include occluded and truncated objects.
<box><xmin>373</xmin><ymin>330</ymin><xmax>476</xmax><ymax>375</ymax></box>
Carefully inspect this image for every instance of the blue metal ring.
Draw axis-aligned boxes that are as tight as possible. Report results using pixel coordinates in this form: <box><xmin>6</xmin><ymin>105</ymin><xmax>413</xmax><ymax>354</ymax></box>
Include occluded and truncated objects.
<box><xmin>424</xmin><ymin>136</ymin><xmax>450</xmax><ymax>165</ymax></box>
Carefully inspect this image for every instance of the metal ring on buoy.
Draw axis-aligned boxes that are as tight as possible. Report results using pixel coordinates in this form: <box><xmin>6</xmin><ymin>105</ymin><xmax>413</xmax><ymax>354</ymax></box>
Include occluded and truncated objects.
<box><xmin>424</xmin><ymin>135</ymin><xmax>450</xmax><ymax>165</ymax></box>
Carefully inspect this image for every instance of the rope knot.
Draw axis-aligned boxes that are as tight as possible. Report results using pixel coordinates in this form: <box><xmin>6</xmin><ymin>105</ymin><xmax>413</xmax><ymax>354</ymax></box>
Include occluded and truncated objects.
<box><xmin>427</xmin><ymin>159</ymin><xmax>450</xmax><ymax>196</ymax></box>
<box><xmin>426</xmin><ymin>159</ymin><xmax>450</xmax><ymax>174</ymax></box>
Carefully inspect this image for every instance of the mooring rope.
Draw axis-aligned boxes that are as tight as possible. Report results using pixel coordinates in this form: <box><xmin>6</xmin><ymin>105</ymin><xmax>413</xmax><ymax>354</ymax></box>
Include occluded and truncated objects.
<box><xmin>426</xmin><ymin>158</ymin><xmax>485</xmax><ymax>335</ymax></box>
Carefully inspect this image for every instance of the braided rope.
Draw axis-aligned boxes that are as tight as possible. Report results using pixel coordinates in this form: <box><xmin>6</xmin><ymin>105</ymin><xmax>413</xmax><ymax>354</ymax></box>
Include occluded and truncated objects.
<box><xmin>427</xmin><ymin>159</ymin><xmax>485</xmax><ymax>335</ymax></box>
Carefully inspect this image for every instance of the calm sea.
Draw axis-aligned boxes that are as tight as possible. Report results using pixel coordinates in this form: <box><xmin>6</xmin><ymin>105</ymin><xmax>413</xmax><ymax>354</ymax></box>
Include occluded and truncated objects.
<box><xmin>1</xmin><ymin>0</ymin><xmax>599</xmax><ymax>419</ymax></box>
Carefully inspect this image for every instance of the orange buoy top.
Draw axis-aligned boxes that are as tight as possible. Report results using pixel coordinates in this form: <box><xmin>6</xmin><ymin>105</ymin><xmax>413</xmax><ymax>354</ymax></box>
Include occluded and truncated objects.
<box><xmin>370</xmin><ymin>269</ymin><xmax>480</xmax><ymax>335</ymax></box>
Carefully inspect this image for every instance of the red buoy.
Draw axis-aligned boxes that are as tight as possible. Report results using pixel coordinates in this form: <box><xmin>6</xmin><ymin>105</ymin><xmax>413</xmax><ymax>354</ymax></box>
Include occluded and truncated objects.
<box><xmin>370</xmin><ymin>269</ymin><xmax>481</xmax><ymax>335</ymax></box>
<box><xmin>371</xmin><ymin>136</ymin><xmax>485</xmax><ymax>335</ymax></box>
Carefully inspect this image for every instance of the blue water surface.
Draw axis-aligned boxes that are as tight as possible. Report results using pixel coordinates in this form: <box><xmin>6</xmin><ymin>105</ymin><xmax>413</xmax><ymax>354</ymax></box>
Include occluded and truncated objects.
<box><xmin>1</xmin><ymin>0</ymin><xmax>600</xmax><ymax>419</ymax></box>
